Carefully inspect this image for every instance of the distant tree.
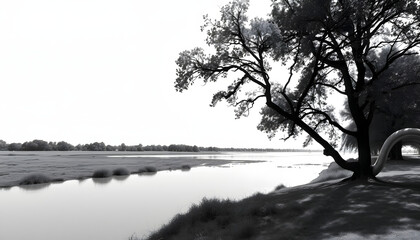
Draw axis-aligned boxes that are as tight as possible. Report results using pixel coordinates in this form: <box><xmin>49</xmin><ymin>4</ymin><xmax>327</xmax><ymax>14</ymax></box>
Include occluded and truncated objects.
<box><xmin>21</xmin><ymin>139</ymin><xmax>51</xmax><ymax>151</ymax></box>
<box><xmin>49</xmin><ymin>142</ymin><xmax>59</xmax><ymax>151</ymax></box>
<box><xmin>166</xmin><ymin>144</ymin><xmax>199</xmax><ymax>152</ymax></box>
<box><xmin>106</xmin><ymin>145</ymin><xmax>117</xmax><ymax>151</ymax></box>
<box><xmin>7</xmin><ymin>143</ymin><xmax>22</xmax><ymax>151</ymax></box>
<box><xmin>125</xmin><ymin>145</ymin><xmax>137</xmax><ymax>151</ymax></box>
<box><xmin>199</xmin><ymin>146</ymin><xmax>219</xmax><ymax>152</ymax></box>
<box><xmin>75</xmin><ymin>144</ymin><xmax>83</xmax><ymax>151</ymax></box>
<box><xmin>168</xmin><ymin>144</ymin><xmax>179</xmax><ymax>152</ymax></box>
<box><xmin>175</xmin><ymin>0</ymin><xmax>420</xmax><ymax>178</ymax></box>
<box><xmin>136</xmin><ymin>144</ymin><xmax>144</xmax><ymax>151</ymax></box>
<box><xmin>0</xmin><ymin>140</ymin><xmax>7</xmax><ymax>151</ymax></box>
<box><xmin>86</xmin><ymin>142</ymin><xmax>106</xmax><ymax>151</ymax></box>
<box><xmin>37</xmin><ymin>140</ymin><xmax>51</xmax><ymax>150</ymax></box>
<box><xmin>118</xmin><ymin>143</ymin><xmax>127</xmax><ymax>151</ymax></box>
<box><xmin>341</xmin><ymin>54</ymin><xmax>420</xmax><ymax>159</ymax></box>
<box><xmin>155</xmin><ymin>145</ymin><xmax>165</xmax><ymax>151</ymax></box>
<box><xmin>56</xmin><ymin>141</ymin><xmax>75</xmax><ymax>151</ymax></box>
<box><xmin>21</xmin><ymin>141</ymin><xmax>37</xmax><ymax>151</ymax></box>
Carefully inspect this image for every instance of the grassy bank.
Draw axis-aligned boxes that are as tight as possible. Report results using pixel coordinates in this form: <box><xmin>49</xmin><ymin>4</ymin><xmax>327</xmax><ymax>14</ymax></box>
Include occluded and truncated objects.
<box><xmin>0</xmin><ymin>151</ymin><xmax>258</xmax><ymax>188</ymax></box>
<box><xmin>142</xmin><ymin>156</ymin><xmax>420</xmax><ymax>240</ymax></box>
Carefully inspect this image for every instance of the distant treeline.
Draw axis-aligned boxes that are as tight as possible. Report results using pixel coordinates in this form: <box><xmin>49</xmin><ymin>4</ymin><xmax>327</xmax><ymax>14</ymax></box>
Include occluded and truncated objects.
<box><xmin>0</xmin><ymin>139</ymin><xmax>317</xmax><ymax>152</ymax></box>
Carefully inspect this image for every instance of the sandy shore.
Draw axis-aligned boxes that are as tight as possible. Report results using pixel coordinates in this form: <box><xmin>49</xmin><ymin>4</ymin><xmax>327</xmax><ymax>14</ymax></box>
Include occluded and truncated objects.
<box><xmin>146</xmin><ymin>156</ymin><xmax>420</xmax><ymax>240</ymax></box>
<box><xmin>0</xmin><ymin>151</ymin><xmax>258</xmax><ymax>188</ymax></box>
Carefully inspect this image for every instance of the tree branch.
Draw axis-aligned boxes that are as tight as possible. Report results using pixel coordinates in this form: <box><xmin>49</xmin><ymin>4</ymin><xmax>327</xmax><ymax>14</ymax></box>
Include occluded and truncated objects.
<box><xmin>315</xmin><ymin>82</ymin><xmax>346</xmax><ymax>95</ymax></box>
<box><xmin>301</xmin><ymin>107</ymin><xmax>357</xmax><ymax>136</ymax></box>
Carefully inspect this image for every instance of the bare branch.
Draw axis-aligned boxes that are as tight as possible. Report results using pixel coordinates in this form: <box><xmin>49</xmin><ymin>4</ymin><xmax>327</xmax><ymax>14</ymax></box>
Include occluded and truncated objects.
<box><xmin>301</xmin><ymin>107</ymin><xmax>357</xmax><ymax>136</ymax></box>
<box><xmin>389</xmin><ymin>81</ymin><xmax>420</xmax><ymax>91</ymax></box>
<box><xmin>315</xmin><ymin>82</ymin><xmax>346</xmax><ymax>94</ymax></box>
<box><xmin>283</xmin><ymin>41</ymin><xmax>301</xmax><ymax>92</ymax></box>
<box><xmin>235</xmin><ymin>94</ymin><xmax>265</xmax><ymax>107</ymax></box>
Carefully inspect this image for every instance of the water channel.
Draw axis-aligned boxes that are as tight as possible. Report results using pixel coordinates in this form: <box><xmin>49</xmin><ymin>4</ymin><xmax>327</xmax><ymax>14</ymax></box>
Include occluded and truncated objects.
<box><xmin>0</xmin><ymin>152</ymin><xmax>335</xmax><ymax>240</ymax></box>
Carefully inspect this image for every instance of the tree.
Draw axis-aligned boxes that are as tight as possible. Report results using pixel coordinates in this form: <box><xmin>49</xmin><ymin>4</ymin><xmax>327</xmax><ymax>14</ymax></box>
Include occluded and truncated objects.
<box><xmin>21</xmin><ymin>139</ymin><xmax>51</xmax><ymax>151</ymax></box>
<box><xmin>86</xmin><ymin>142</ymin><xmax>106</xmax><ymax>151</ymax></box>
<box><xmin>118</xmin><ymin>143</ymin><xmax>127</xmax><ymax>151</ymax></box>
<box><xmin>136</xmin><ymin>144</ymin><xmax>144</xmax><ymax>151</ymax></box>
<box><xmin>75</xmin><ymin>144</ymin><xmax>84</xmax><ymax>151</ymax></box>
<box><xmin>106</xmin><ymin>145</ymin><xmax>117</xmax><ymax>151</ymax></box>
<box><xmin>0</xmin><ymin>140</ymin><xmax>7</xmax><ymax>151</ymax></box>
<box><xmin>341</xmin><ymin>54</ymin><xmax>420</xmax><ymax>159</ymax></box>
<box><xmin>56</xmin><ymin>141</ymin><xmax>75</xmax><ymax>151</ymax></box>
<box><xmin>48</xmin><ymin>142</ymin><xmax>58</xmax><ymax>151</ymax></box>
<box><xmin>175</xmin><ymin>0</ymin><xmax>420</xmax><ymax>178</ymax></box>
<box><xmin>7</xmin><ymin>143</ymin><xmax>22</xmax><ymax>151</ymax></box>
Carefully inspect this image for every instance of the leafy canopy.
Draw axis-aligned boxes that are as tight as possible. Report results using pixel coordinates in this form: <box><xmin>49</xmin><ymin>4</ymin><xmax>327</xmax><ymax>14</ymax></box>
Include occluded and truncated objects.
<box><xmin>175</xmin><ymin>0</ymin><xmax>420</xmax><ymax>174</ymax></box>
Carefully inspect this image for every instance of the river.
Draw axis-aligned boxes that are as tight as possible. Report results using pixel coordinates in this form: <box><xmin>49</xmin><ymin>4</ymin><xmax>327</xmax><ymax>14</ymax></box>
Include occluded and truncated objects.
<box><xmin>0</xmin><ymin>152</ymin><xmax>334</xmax><ymax>240</ymax></box>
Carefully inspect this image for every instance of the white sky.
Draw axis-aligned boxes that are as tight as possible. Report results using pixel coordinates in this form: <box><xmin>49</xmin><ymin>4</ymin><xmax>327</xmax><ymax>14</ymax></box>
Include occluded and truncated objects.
<box><xmin>0</xmin><ymin>0</ymin><xmax>311</xmax><ymax>149</ymax></box>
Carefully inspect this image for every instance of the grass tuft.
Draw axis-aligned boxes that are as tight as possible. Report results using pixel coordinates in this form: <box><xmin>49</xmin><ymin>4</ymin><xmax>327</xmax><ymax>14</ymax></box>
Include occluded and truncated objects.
<box><xmin>144</xmin><ymin>192</ymin><xmax>284</xmax><ymax>239</ymax></box>
<box><xmin>128</xmin><ymin>234</ymin><xmax>141</xmax><ymax>240</ymax></box>
<box><xmin>112</xmin><ymin>167</ymin><xmax>130</xmax><ymax>176</ymax></box>
<box><xmin>181</xmin><ymin>165</ymin><xmax>191</xmax><ymax>171</ymax></box>
<box><xmin>138</xmin><ymin>166</ymin><xmax>157</xmax><ymax>173</ymax></box>
<box><xmin>191</xmin><ymin>198</ymin><xmax>233</xmax><ymax>222</ymax></box>
<box><xmin>274</xmin><ymin>184</ymin><xmax>286</xmax><ymax>191</ymax></box>
<box><xmin>19</xmin><ymin>173</ymin><xmax>51</xmax><ymax>185</ymax></box>
<box><xmin>147</xmin><ymin>198</ymin><xmax>235</xmax><ymax>239</ymax></box>
<box><xmin>231</xmin><ymin>218</ymin><xmax>256</xmax><ymax>239</ymax></box>
<box><xmin>92</xmin><ymin>169</ymin><xmax>111</xmax><ymax>178</ymax></box>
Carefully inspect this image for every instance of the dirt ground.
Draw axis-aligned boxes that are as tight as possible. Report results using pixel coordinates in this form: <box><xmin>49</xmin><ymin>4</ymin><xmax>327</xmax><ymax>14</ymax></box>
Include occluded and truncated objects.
<box><xmin>259</xmin><ymin>158</ymin><xmax>420</xmax><ymax>239</ymax></box>
<box><xmin>250</xmin><ymin>157</ymin><xmax>420</xmax><ymax>240</ymax></box>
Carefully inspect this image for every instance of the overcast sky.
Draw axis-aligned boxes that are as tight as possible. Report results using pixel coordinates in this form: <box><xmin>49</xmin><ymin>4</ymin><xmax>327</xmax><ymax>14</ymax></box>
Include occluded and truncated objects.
<box><xmin>0</xmin><ymin>0</ymin><xmax>311</xmax><ymax>149</ymax></box>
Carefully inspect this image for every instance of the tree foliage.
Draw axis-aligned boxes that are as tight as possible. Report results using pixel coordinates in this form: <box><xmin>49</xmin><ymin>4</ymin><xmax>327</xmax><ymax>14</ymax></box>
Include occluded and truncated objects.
<box><xmin>56</xmin><ymin>141</ymin><xmax>75</xmax><ymax>151</ymax></box>
<box><xmin>175</xmin><ymin>0</ymin><xmax>420</xmax><ymax>177</ymax></box>
<box><xmin>21</xmin><ymin>139</ymin><xmax>51</xmax><ymax>151</ymax></box>
<box><xmin>0</xmin><ymin>140</ymin><xmax>7</xmax><ymax>151</ymax></box>
<box><xmin>341</xmin><ymin>53</ymin><xmax>420</xmax><ymax>156</ymax></box>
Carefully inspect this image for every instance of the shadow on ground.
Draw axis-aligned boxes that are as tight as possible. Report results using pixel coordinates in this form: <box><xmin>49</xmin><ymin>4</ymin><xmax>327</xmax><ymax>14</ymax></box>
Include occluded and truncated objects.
<box><xmin>261</xmin><ymin>158</ymin><xmax>420</xmax><ymax>240</ymax></box>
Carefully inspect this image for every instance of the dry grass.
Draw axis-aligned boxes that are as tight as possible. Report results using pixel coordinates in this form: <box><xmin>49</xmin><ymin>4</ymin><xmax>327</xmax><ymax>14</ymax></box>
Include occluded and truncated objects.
<box><xmin>274</xmin><ymin>184</ymin><xmax>286</xmax><ymax>191</ymax></box>
<box><xmin>181</xmin><ymin>165</ymin><xmax>191</xmax><ymax>171</ymax></box>
<box><xmin>146</xmin><ymin>194</ymin><xmax>279</xmax><ymax>240</ymax></box>
<box><xmin>138</xmin><ymin>166</ymin><xmax>157</xmax><ymax>173</ymax></box>
<box><xmin>92</xmin><ymin>169</ymin><xmax>112</xmax><ymax>178</ymax></box>
<box><xmin>19</xmin><ymin>173</ymin><xmax>51</xmax><ymax>185</ymax></box>
<box><xmin>112</xmin><ymin>167</ymin><xmax>130</xmax><ymax>176</ymax></box>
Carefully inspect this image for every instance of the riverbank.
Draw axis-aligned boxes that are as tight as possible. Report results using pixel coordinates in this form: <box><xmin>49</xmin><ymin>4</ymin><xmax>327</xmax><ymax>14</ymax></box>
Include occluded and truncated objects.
<box><xmin>0</xmin><ymin>151</ymin><xmax>259</xmax><ymax>188</ymax></box>
<box><xmin>145</xmin><ymin>156</ymin><xmax>420</xmax><ymax>240</ymax></box>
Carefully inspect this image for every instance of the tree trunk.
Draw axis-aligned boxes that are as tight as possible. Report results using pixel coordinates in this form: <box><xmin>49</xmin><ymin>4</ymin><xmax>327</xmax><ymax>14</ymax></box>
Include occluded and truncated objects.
<box><xmin>354</xmin><ymin>126</ymin><xmax>374</xmax><ymax>179</ymax></box>
<box><xmin>389</xmin><ymin>141</ymin><xmax>404</xmax><ymax>160</ymax></box>
<box><xmin>265</xmin><ymin>100</ymin><xmax>358</xmax><ymax>173</ymax></box>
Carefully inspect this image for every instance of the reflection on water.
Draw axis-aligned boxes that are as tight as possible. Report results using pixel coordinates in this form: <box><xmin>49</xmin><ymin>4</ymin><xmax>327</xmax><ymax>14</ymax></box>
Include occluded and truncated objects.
<box><xmin>107</xmin><ymin>152</ymin><xmax>324</xmax><ymax>161</ymax></box>
<box><xmin>92</xmin><ymin>177</ymin><xmax>112</xmax><ymax>184</ymax></box>
<box><xmin>113</xmin><ymin>175</ymin><xmax>130</xmax><ymax>181</ymax></box>
<box><xmin>0</xmin><ymin>152</ymin><xmax>334</xmax><ymax>240</ymax></box>
<box><xmin>18</xmin><ymin>182</ymin><xmax>51</xmax><ymax>191</ymax></box>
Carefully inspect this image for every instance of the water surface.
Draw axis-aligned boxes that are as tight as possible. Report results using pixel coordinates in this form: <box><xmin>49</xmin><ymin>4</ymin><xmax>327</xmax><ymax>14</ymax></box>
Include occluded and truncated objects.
<box><xmin>0</xmin><ymin>152</ymin><xmax>333</xmax><ymax>240</ymax></box>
